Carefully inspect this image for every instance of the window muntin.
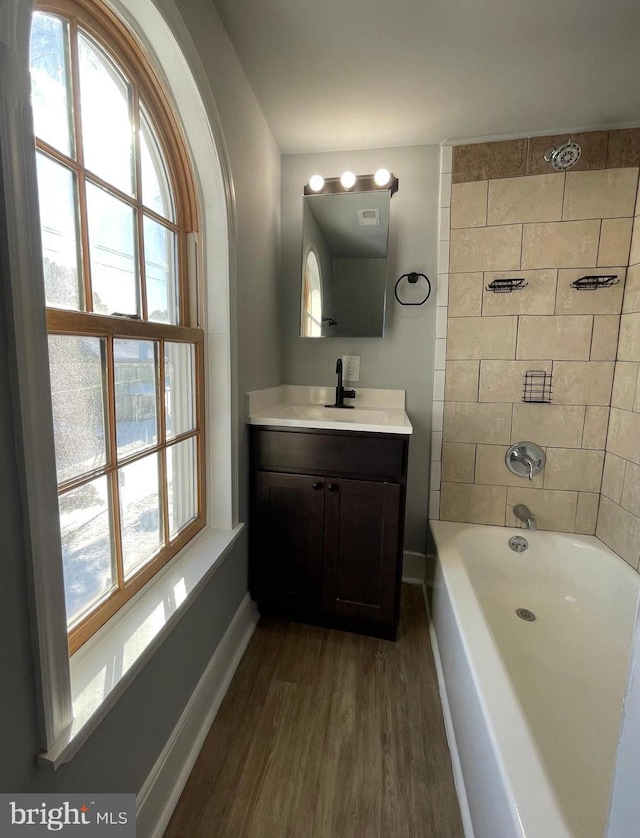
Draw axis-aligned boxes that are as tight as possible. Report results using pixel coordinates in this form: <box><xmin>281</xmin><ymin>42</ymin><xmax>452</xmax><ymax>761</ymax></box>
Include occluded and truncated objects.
<box><xmin>30</xmin><ymin>2</ymin><xmax>204</xmax><ymax>653</ymax></box>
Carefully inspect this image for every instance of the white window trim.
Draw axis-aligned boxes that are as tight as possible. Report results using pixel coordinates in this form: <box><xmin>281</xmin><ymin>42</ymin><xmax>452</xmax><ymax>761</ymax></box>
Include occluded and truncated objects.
<box><xmin>1</xmin><ymin>0</ymin><xmax>239</xmax><ymax>765</ymax></box>
<box><xmin>44</xmin><ymin>524</ymin><xmax>243</xmax><ymax>768</ymax></box>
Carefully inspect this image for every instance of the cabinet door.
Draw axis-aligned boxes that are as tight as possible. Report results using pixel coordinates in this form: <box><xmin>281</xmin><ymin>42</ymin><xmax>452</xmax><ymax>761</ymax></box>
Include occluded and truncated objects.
<box><xmin>322</xmin><ymin>478</ymin><xmax>401</xmax><ymax>624</ymax></box>
<box><xmin>255</xmin><ymin>472</ymin><xmax>325</xmax><ymax>612</ymax></box>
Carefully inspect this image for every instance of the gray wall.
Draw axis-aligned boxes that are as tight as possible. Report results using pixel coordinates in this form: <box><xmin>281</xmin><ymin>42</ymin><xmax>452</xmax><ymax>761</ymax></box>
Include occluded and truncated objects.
<box><xmin>1</xmin><ymin>0</ymin><xmax>280</xmax><ymax>794</ymax></box>
<box><xmin>281</xmin><ymin>147</ymin><xmax>440</xmax><ymax>553</ymax></box>
<box><xmin>164</xmin><ymin>0</ymin><xmax>282</xmax><ymax>523</ymax></box>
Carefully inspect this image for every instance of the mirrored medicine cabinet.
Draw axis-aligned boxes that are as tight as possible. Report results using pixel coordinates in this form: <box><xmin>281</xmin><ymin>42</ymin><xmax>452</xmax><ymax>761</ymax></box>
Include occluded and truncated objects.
<box><xmin>300</xmin><ymin>174</ymin><xmax>397</xmax><ymax>338</ymax></box>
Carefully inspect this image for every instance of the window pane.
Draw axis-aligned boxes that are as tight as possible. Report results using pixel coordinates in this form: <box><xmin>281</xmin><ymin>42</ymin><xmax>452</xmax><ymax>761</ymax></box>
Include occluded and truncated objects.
<box><xmin>87</xmin><ymin>183</ymin><xmax>138</xmax><ymax>315</ymax></box>
<box><xmin>165</xmin><ymin>342</ymin><xmax>195</xmax><ymax>439</ymax></box>
<box><xmin>145</xmin><ymin>216</ymin><xmax>178</xmax><ymax>324</ymax></box>
<box><xmin>78</xmin><ymin>31</ymin><xmax>133</xmax><ymax>194</ymax></box>
<box><xmin>30</xmin><ymin>13</ymin><xmax>73</xmax><ymax>157</ymax></box>
<box><xmin>167</xmin><ymin>437</ymin><xmax>197</xmax><ymax>539</ymax></box>
<box><xmin>48</xmin><ymin>335</ymin><xmax>107</xmax><ymax>484</ymax></box>
<box><xmin>119</xmin><ymin>453</ymin><xmax>163</xmax><ymax>578</ymax></box>
<box><xmin>60</xmin><ymin>476</ymin><xmax>115</xmax><ymax>626</ymax></box>
<box><xmin>140</xmin><ymin>108</ymin><xmax>174</xmax><ymax>221</ymax></box>
<box><xmin>36</xmin><ymin>153</ymin><xmax>83</xmax><ymax>310</ymax></box>
<box><xmin>114</xmin><ymin>339</ymin><xmax>158</xmax><ymax>459</ymax></box>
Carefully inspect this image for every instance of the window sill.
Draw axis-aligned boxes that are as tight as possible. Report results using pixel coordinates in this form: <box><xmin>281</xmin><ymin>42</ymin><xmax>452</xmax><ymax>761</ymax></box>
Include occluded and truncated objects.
<box><xmin>38</xmin><ymin>523</ymin><xmax>244</xmax><ymax>770</ymax></box>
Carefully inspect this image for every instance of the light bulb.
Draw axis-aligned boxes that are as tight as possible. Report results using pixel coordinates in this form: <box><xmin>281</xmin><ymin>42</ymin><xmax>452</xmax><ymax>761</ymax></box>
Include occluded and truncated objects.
<box><xmin>308</xmin><ymin>174</ymin><xmax>324</xmax><ymax>192</ymax></box>
<box><xmin>374</xmin><ymin>168</ymin><xmax>391</xmax><ymax>186</ymax></box>
<box><xmin>340</xmin><ymin>171</ymin><xmax>356</xmax><ymax>189</ymax></box>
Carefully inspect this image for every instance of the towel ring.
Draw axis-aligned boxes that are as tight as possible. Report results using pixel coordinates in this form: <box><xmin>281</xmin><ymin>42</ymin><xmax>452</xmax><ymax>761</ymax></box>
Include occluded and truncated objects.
<box><xmin>394</xmin><ymin>272</ymin><xmax>431</xmax><ymax>306</ymax></box>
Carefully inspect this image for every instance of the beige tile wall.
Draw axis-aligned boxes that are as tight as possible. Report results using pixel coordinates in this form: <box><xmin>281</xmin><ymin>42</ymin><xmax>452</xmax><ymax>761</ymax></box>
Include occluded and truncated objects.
<box><xmin>598</xmin><ymin>200</ymin><xmax>640</xmax><ymax>569</ymax></box>
<box><xmin>440</xmin><ymin>164</ymin><xmax>640</xmax><ymax>535</ymax></box>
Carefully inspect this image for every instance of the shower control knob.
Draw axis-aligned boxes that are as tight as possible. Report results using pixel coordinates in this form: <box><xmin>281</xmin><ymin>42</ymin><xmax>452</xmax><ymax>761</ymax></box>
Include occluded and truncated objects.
<box><xmin>505</xmin><ymin>441</ymin><xmax>545</xmax><ymax>481</ymax></box>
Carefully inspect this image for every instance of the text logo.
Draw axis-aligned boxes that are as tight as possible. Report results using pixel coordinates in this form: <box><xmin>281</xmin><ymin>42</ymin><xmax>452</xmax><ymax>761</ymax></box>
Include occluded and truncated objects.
<box><xmin>0</xmin><ymin>795</ymin><xmax>135</xmax><ymax>836</ymax></box>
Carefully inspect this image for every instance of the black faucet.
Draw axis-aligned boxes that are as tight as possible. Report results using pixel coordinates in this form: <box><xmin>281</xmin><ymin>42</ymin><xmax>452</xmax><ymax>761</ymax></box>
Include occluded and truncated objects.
<box><xmin>325</xmin><ymin>358</ymin><xmax>356</xmax><ymax>409</ymax></box>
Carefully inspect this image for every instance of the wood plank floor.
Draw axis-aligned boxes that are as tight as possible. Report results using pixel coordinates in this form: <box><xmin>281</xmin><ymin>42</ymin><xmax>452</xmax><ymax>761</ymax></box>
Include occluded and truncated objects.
<box><xmin>164</xmin><ymin>584</ymin><xmax>464</xmax><ymax>838</ymax></box>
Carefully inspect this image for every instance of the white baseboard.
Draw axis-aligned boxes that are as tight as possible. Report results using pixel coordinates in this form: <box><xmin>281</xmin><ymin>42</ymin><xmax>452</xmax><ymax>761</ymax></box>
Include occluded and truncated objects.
<box><xmin>402</xmin><ymin>550</ymin><xmax>426</xmax><ymax>584</ymax></box>
<box><xmin>136</xmin><ymin>593</ymin><xmax>259</xmax><ymax>838</ymax></box>
<box><xmin>422</xmin><ymin>584</ymin><xmax>475</xmax><ymax>838</ymax></box>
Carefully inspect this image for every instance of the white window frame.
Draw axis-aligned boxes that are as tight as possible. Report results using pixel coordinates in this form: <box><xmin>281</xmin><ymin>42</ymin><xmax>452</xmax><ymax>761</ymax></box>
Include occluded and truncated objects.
<box><xmin>1</xmin><ymin>0</ymin><xmax>239</xmax><ymax>767</ymax></box>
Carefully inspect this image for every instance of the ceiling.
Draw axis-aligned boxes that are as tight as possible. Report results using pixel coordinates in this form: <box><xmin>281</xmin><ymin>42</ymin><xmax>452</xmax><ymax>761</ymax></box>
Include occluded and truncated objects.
<box><xmin>211</xmin><ymin>0</ymin><xmax>640</xmax><ymax>154</ymax></box>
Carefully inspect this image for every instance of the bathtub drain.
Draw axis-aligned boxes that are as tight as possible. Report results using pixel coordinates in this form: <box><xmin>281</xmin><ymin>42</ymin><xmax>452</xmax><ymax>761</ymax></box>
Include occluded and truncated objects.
<box><xmin>509</xmin><ymin>536</ymin><xmax>528</xmax><ymax>552</ymax></box>
<box><xmin>516</xmin><ymin>608</ymin><xmax>536</xmax><ymax>622</ymax></box>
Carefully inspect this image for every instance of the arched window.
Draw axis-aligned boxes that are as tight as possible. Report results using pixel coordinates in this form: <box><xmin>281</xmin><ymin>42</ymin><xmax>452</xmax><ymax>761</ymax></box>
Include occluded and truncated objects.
<box><xmin>30</xmin><ymin>0</ymin><xmax>204</xmax><ymax>653</ymax></box>
<box><xmin>301</xmin><ymin>245</ymin><xmax>323</xmax><ymax>337</ymax></box>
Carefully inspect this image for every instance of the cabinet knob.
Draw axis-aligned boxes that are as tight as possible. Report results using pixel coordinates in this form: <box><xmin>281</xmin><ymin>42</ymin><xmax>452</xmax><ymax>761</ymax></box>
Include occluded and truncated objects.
<box><xmin>327</xmin><ymin>483</ymin><xmax>339</xmax><ymax>492</ymax></box>
<box><xmin>312</xmin><ymin>482</ymin><xmax>324</xmax><ymax>490</ymax></box>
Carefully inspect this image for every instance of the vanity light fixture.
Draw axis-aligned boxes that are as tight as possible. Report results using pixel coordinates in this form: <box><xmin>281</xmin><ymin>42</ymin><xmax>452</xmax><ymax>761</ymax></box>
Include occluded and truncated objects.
<box><xmin>308</xmin><ymin>174</ymin><xmax>325</xmax><ymax>192</ymax></box>
<box><xmin>303</xmin><ymin>171</ymin><xmax>399</xmax><ymax>196</ymax></box>
<box><xmin>340</xmin><ymin>171</ymin><xmax>357</xmax><ymax>189</ymax></box>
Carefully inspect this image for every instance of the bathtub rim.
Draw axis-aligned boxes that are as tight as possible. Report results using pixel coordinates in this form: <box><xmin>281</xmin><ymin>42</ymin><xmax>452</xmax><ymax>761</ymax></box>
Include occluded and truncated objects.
<box><xmin>427</xmin><ymin>519</ymin><xmax>605</xmax><ymax>838</ymax></box>
<box><xmin>425</xmin><ymin>589</ymin><xmax>476</xmax><ymax>838</ymax></box>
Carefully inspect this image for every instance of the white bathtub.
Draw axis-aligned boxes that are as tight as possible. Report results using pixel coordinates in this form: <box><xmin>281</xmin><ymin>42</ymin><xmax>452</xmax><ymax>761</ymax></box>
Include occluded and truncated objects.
<box><xmin>429</xmin><ymin>520</ymin><xmax>640</xmax><ymax>838</ymax></box>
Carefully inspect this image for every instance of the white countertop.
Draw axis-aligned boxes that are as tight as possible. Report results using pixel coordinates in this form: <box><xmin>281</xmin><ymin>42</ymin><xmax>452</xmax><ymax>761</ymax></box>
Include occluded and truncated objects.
<box><xmin>246</xmin><ymin>385</ymin><xmax>413</xmax><ymax>435</ymax></box>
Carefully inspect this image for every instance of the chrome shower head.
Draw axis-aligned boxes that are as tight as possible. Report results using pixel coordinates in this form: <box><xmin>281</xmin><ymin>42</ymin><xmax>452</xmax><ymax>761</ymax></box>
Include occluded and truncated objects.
<box><xmin>544</xmin><ymin>139</ymin><xmax>582</xmax><ymax>171</ymax></box>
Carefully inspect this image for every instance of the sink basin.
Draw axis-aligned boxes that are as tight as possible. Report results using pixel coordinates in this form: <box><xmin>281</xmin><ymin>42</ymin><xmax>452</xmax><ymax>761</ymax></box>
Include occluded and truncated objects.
<box><xmin>285</xmin><ymin>405</ymin><xmax>389</xmax><ymax>423</ymax></box>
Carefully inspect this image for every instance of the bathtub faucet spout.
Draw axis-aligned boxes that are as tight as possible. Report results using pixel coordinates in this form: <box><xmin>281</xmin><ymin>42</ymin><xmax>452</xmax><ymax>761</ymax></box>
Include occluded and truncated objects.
<box><xmin>513</xmin><ymin>504</ymin><xmax>537</xmax><ymax>530</ymax></box>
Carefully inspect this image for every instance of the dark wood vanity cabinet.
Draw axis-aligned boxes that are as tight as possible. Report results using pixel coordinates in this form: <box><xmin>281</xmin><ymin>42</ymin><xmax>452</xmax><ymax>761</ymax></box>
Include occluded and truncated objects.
<box><xmin>250</xmin><ymin>426</ymin><xmax>409</xmax><ymax>640</ymax></box>
<box><xmin>254</xmin><ymin>471</ymin><xmax>325</xmax><ymax>614</ymax></box>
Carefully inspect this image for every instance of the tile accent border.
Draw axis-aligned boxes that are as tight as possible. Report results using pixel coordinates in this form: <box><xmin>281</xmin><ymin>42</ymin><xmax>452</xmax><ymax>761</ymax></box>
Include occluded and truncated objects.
<box><xmin>453</xmin><ymin>128</ymin><xmax>640</xmax><ymax>184</ymax></box>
